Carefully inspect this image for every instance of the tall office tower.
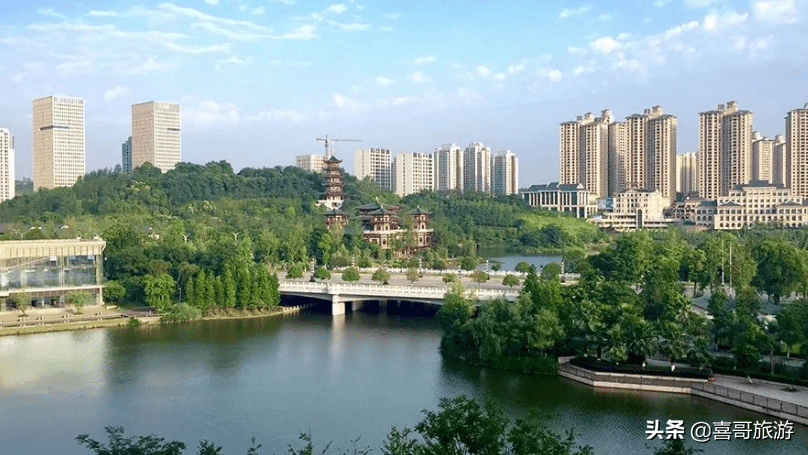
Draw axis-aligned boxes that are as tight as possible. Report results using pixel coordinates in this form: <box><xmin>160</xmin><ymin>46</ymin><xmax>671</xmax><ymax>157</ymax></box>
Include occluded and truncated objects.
<box><xmin>32</xmin><ymin>95</ymin><xmax>85</xmax><ymax>190</ymax></box>
<box><xmin>131</xmin><ymin>101</ymin><xmax>181</xmax><ymax>172</ymax></box>
<box><xmin>0</xmin><ymin>129</ymin><xmax>14</xmax><ymax>202</ymax></box>
<box><xmin>647</xmin><ymin>109</ymin><xmax>678</xmax><ymax>203</ymax></box>
<box><xmin>463</xmin><ymin>142</ymin><xmax>491</xmax><ymax>193</ymax></box>
<box><xmin>787</xmin><ymin>106</ymin><xmax>808</xmax><ymax>197</ymax></box>
<box><xmin>295</xmin><ymin>154</ymin><xmax>326</xmax><ymax>173</ymax></box>
<box><xmin>773</xmin><ymin>134</ymin><xmax>788</xmax><ymax>186</ymax></box>
<box><xmin>122</xmin><ymin>137</ymin><xmax>132</xmax><ymax>174</ymax></box>
<box><xmin>393</xmin><ymin>152</ymin><xmax>433</xmax><ymax>197</ymax></box>
<box><xmin>354</xmin><ymin>147</ymin><xmax>392</xmax><ymax>190</ymax></box>
<box><xmin>698</xmin><ymin>101</ymin><xmax>752</xmax><ymax>199</ymax></box>
<box><xmin>751</xmin><ymin>131</ymin><xmax>774</xmax><ymax>183</ymax></box>
<box><xmin>560</xmin><ymin>111</ymin><xmax>611</xmax><ymax>198</ymax></box>
<box><xmin>608</xmin><ymin>122</ymin><xmax>628</xmax><ymax>195</ymax></box>
<box><xmin>492</xmin><ymin>150</ymin><xmax>518</xmax><ymax>195</ymax></box>
<box><xmin>676</xmin><ymin>152</ymin><xmax>698</xmax><ymax>196</ymax></box>
<box><xmin>433</xmin><ymin>143</ymin><xmax>463</xmax><ymax>192</ymax></box>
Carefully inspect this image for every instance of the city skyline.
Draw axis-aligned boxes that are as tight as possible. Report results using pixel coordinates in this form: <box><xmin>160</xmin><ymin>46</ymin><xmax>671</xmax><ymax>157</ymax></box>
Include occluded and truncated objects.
<box><xmin>1</xmin><ymin>0</ymin><xmax>806</xmax><ymax>184</ymax></box>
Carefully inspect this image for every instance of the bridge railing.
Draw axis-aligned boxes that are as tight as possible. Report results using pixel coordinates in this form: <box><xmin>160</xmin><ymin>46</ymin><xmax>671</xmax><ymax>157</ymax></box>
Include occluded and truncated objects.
<box><xmin>279</xmin><ymin>281</ymin><xmax>519</xmax><ymax>301</ymax></box>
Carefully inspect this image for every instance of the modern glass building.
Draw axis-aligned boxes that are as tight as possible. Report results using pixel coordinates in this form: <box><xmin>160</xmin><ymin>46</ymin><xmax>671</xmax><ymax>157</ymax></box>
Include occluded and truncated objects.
<box><xmin>0</xmin><ymin>239</ymin><xmax>106</xmax><ymax>310</ymax></box>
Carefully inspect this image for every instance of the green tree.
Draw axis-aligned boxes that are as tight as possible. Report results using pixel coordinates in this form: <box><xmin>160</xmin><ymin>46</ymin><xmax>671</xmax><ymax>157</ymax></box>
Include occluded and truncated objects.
<box><xmin>502</xmin><ymin>274</ymin><xmax>520</xmax><ymax>288</ymax></box>
<box><xmin>515</xmin><ymin>261</ymin><xmax>533</xmax><ymax>274</ymax></box>
<box><xmin>76</xmin><ymin>426</ymin><xmax>186</xmax><ymax>455</ymax></box>
<box><xmin>372</xmin><ymin>267</ymin><xmax>391</xmax><ymax>285</ymax></box>
<box><xmin>184</xmin><ymin>276</ymin><xmax>195</xmax><ymax>305</ymax></box>
<box><xmin>103</xmin><ymin>280</ymin><xmax>126</xmax><ymax>304</ymax></box>
<box><xmin>68</xmin><ymin>292</ymin><xmax>89</xmax><ymax>314</ymax></box>
<box><xmin>752</xmin><ymin>237</ymin><xmax>806</xmax><ymax>304</ymax></box>
<box><xmin>223</xmin><ymin>267</ymin><xmax>237</xmax><ymax>308</ymax></box>
<box><xmin>470</xmin><ymin>270</ymin><xmax>489</xmax><ymax>284</ymax></box>
<box><xmin>342</xmin><ymin>267</ymin><xmax>361</xmax><ymax>282</ymax></box>
<box><xmin>405</xmin><ymin>268</ymin><xmax>421</xmax><ymax>284</ymax></box>
<box><xmin>314</xmin><ymin>266</ymin><xmax>332</xmax><ymax>280</ymax></box>
<box><xmin>442</xmin><ymin>273</ymin><xmax>457</xmax><ymax>285</ymax></box>
<box><xmin>540</xmin><ymin>262</ymin><xmax>562</xmax><ymax>281</ymax></box>
<box><xmin>286</xmin><ymin>264</ymin><xmax>304</xmax><ymax>279</ymax></box>
<box><xmin>143</xmin><ymin>273</ymin><xmax>175</xmax><ymax>311</ymax></box>
<box><xmin>12</xmin><ymin>291</ymin><xmax>32</xmax><ymax>316</ymax></box>
<box><xmin>460</xmin><ymin>256</ymin><xmax>477</xmax><ymax>271</ymax></box>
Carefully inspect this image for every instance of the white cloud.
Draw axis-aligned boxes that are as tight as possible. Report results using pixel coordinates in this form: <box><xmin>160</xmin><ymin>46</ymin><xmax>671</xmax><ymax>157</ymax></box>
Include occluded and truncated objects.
<box><xmin>164</xmin><ymin>42</ymin><xmax>231</xmax><ymax>53</ymax></box>
<box><xmin>215</xmin><ymin>56</ymin><xmax>254</xmax><ymax>70</ymax></box>
<box><xmin>159</xmin><ymin>3</ymin><xmax>270</xmax><ymax>31</ymax></box>
<box><xmin>274</xmin><ymin>24</ymin><xmax>318</xmax><ymax>39</ymax></box>
<box><xmin>379</xmin><ymin>26</ymin><xmax>394</xmax><ymax>32</ymax></box>
<box><xmin>104</xmin><ymin>86</ymin><xmax>130</xmax><ymax>101</ymax></box>
<box><xmin>332</xmin><ymin>93</ymin><xmax>361</xmax><ymax>110</ymax></box>
<box><xmin>475</xmin><ymin>65</ymin><xmax>491</xmax><ymax>76</ymax></box>
<box><xmin>590</xmin><ymin>36</ymin><xmax>621</xmax><ymax>53</ymax></box>
<box><xmin>568</xmin><ymin>46</ymin><xmax>588</xmax><ymax>56</ymax></box>
<box><xmin>536</xmin><ymin>68</ymin><xmax>562</xmax><ymax>82</ymax></box>
<box><xmin>752</xmin><ymin>0</ymin><xmax>799</xmax><ymax>24</ymax></box>
<box><xmin>412</xmin><ymin>55</ymin><xmax>437</xmax><ymax>65</ymax></box>
<box><xmin>559</xmin><ymin>5</ymin><xmax>591</xmax><ymax>19</ymax></box>
<box><xmin>383</xmin><ymin>13</ymin><xmax>401</xmax><ymax>19</ymax></box>
<box><xmin>270</xmin><ymin>0</ymin><xmax>296</xmax><ymax>4</ymax></box>
<box><xmin>192</xmin><ymin>22</ymin><xmax>271</xmax><ymax>40</ymax></box>
<box><xmin>375</xmin><ymin>76</ymin><xmax>392</xmax><ymax>86</ymax></box>
<box><xmin>653</xmin><ymin>0</ymin><xmax>673</xmax><ymax>6</ymax></box>
<box><xmin>37</xmin><ymin>8</ymin><xmax>66</xmax><ymax>19</ymax></box>
<box><xmin>685</xmin><ymin>0</ymin><xmax>725</xmax><ymax>7</ymax></box>
<box><xmin>186</xmin><ymin>100</ymin><xmax>241</xmax><ymax>126</ymax></box>
<box><xmin>506</xmin><ymin>63</ymin><xmax>525</xmax><ymax>75</ymax></box>
<box><xmin>122</xmin><ymin>58</ymin><xmax>179</xmax><ymax>75</ymax></box>
<box><xmin>326</xmin><ymin>4</ymin><xmax>348</xmax><ymax>14</ymax></box>
<box><xmin>598</xmin><ymin>13</ymin><xmax>612</xmax><ymax>20</ymax></box>
<box><xmin>13</xmin><ymin>72</ymin><xmax>25</xmax><ymax>83</ymax></box>
<box><xmin>251</xmin><ymin>7</ymin><xmax>266</xmax><ymax>16</ymax></box>
<box><xmin>238</xmin><ymin>5</ymin><xmax>248</xmax><ymax>12</ymax></box>
<box><xmin>331</xmin><ymin>21</ymin><xmax>370</xmax><ymax>31</ymax></box>
<box><xmin>409</xmin><ymin>71</ymin><xmax>432</xmax><ymax>83</ymax></box>
<box><xmin>202</xmin><ymin>0</ymin><xmax>219</xmax><ymax>5</ymax></box>
<box><xmin>703</xmin><ymin>10</ymin><xmax>749</xmax><ymax>31</ymax></box>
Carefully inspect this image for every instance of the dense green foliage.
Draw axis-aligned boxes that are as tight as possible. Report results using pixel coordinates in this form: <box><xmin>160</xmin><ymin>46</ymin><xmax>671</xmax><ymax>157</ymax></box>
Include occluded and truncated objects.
<box><xmin>77</xmin><ymin>396</ymin><xmax>592</xmax><ymax>455</ymax></box>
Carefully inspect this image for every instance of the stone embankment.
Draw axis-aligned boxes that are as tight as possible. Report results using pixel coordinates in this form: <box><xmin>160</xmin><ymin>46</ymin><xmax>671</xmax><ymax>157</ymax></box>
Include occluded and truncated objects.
<box><xmin>558</xmin><ymin>357</ymin><xmax>808</xmax><ymax>426</ymax></box>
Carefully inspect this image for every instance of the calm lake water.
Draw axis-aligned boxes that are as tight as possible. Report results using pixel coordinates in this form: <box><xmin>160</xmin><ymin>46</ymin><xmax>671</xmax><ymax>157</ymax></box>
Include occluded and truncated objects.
<box><xmin>1</xmin><ymin>310</ymin><xmax>805</xmax><ymax>454</ymax></box>
<box><xmin>487</xmin><ymin>253</ymin><xmax>562</xmax><ymax>271</ymax></box>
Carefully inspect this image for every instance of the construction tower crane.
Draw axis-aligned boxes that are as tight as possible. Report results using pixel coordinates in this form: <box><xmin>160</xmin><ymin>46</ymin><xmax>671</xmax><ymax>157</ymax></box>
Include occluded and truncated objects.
<box><xmin>317</xmin><ymin>135</ymin><xmax>361</xmax><ymax>157</ymax></box>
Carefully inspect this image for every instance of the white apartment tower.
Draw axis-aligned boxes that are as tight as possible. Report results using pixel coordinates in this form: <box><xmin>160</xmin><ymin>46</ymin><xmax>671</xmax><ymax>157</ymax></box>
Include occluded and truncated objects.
<box><xmin>354</xmin><ymin>147</ymin><xmax>392</xmax><ymax>190</ymax></box>
<box><xmin>122</xmin><ymin>137</ymin><xmax>132</xmax><ymax>174</ymax></box>
<box><xmin>492</xmin><ymin>150</ymin><xmax>518</xmax><ymax>195</ymax></box>
<box><xmin>393</xmin><ymin>152</ymin><xmax>433</xmax><ymax>197</ymax></box>
<box><xmin>295</xmin><ymin>154</ymin><xmax>326</xmax><ymax>173</ymax></box>
<box><xmin>559</xmin><ymin>110</ymin><xmax>611</xmax><ymax>199</ymax></box>
<box><xmin>463</xmin><ymin>142</ymin><xmax>491</xmax><ymax>193</ymax></box>
<box><xmin>132</xmin><ymin>101</ymin><xmax>181</xmax><ymax>172</ymax></box>
<box><xmin>32</xmin><ymin>95</ymin><xmax>85</xmax><ymax>190</ymax></box>
<box><xmin>698</xmin><ymin>101</ymin><xmax>752</xmax><ymax>199</ymax></box>
<box><xmin>676</xmin><ymin>152</ymin><xmax>698</xmax><ymax>196</ymax></box>
<box><xmin>787</xmin><ymin>106</ymin><xmax>808</xmax><ymax>198</ymax></box>
<box><xmin>608</xmin><ymin>122</ymin><xmax>629</xmax><ymax>195</ymax></box>
<box><xmin>773</xmin><ymin>134</ymin><xmax>788</xmax><ymax>187</ymax></box>
<box><xmin>0</xmin><ymin>129</ymin><xmax>14</xmax><ymax>202</ymax></box>
<box><xmin>751</xmin><ymin>131</ymin><xmax>774</xmax><ymax>183</ymax></box>
<box><xmin>433</xmin><ymin>143</ymin><xmax>463</xmax><ymax>192</ymax></box>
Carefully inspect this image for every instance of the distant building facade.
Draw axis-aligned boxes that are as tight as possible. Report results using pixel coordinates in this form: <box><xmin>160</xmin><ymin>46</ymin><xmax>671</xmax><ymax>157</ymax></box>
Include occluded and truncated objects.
<box><xmin>463</xmin><ymin>142</ymin><xmax>491</xmax><ymax>193</ymax></box>
<box><xmin>520</xmin><ymin>182</ymin><xmax>597</xmax><ymax>218</ymax></box>
<box><xmin>433</xmin><ymin>143</ymin><xmax>463</xmax><ymax>192</ymax></box>
<box><xmin>131</xmin><ymin>101</ymin><xmax>181</xmax><ymax>172</ymax></box>
<box><xmin>492</xmin><ymin>150</ymin><xmax>518</xmax><ymax>195</ymax></box>
<box><xmin>751</xmin><ymin>131</ymin><xmax>774</xmax><ymax>183</ymax></box>
<box><xmin>32</xmin><ymin>95</ymin><xmax>85</xmax><ymax>190</ymax></box>
<box><xmin>698</xmin><ymin>101</ymin><xmax>753</xmax><ymax>199</ymax></box>
<box><xmin>787</xmin><ymin>106</ymin><xmax>808</xmax><ymax>198</ymax></box>
<box><xmin>590</xmin><ymin>189</ymin><xmax>674</xmax><ymax>231</ymax></box>
<box><xmin>354</xmin><ymin>147</ymin><xmax>392</xmax><ymax>191</ymax></box>
<box><xmin>0</xmin><ymin>129</ymin><xmax>14</xmax><ymax>202</ymax></box>
<box><xmin>122</xmin><ymin>137</ymin><xmax>132</xmax><ymax>174</ymax></box>
<box><xmin>393</xmin><ymin>152</ymin><xmax>433</xmax><ymax>197</ymax></box>
<box><xmin>295</xmin><ymin>154</ymin><xmax>326</xmax><ymax>173</ymax></box>
<box><xmin>676</xmin><ymin>152</ymin><xmax>698</xmax><ymax>197</ymax></box>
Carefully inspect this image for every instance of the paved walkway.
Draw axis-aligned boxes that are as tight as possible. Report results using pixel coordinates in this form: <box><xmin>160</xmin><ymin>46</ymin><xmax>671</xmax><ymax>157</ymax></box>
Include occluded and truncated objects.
<box><xmin>0</xmin><ymin>305</ymin><xmax>121</xmax><ymax>326</ymax></box>
<box><xmin>713</xmin><ymin>373</ymin><xmax>808</xmax><ymax>408</ymax></box>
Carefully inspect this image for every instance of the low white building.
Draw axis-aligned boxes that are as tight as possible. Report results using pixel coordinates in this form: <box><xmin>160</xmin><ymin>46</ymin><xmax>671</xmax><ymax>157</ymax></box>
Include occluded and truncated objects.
<box><xmin>520</xmin><ymin>182</ymin><xmax>597</xmax><ymax>218</ymax></box>
<box><xmin>590</xmin><ymin>189</ymin><xmax>675</xmax><ymax>231</ymax></box>
<box><xmin>713</xmin><ymin>181</ymin><xmax>808</xmax><ymax>230</ymax></box>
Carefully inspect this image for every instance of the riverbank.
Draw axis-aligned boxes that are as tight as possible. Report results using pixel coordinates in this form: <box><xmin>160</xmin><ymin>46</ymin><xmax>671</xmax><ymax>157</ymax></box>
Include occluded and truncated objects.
<box><xmin>558</xmin><ymin>357</ymin><xmax>808</xmax><ymax>426</ymax></box>
<box><xmin>0</xmin><ymin>304</ymin><xmax>312</xmax><ymax>337</ymax></box>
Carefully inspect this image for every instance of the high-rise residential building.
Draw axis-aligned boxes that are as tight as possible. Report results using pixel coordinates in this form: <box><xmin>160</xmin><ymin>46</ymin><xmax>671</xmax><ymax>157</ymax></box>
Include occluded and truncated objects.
<box><xmin>295</xmin><ymin>154</ymin><xmax>326</xmax><ymax>173</ymax></box>
<box><xmin>354</xmin><ymin>147</ymin><xmax>392</xmax><ymax>190</ymax></box>
<box><xmin>433</xmin><ymin>143</ymin><xmax>463</xmax><ymax>192</ymax></box>
<box><xmin>492</xmin><ymin>150</ymin><xmax>518</xmax><ymax>195</ymax></box>
<box><xmin>608</xmin><ymin>122</ymin><xmax>628</xmax><ymax>195</ymax></box>
<box><xmin>647</xmin><ymin>110</ymin><xmax>678</xmax><ymax>203</ymax></box>
<box><xmin>131</xmin><ymin>101</ymin><xmax>181</xmax><ymax>172</ymax></box>
<box><xmin>773</xmin><ymin>134</ymin><xmax>787</xmax><ymax>186</ymax></box>
<box><xmin>32</xmin><ymin>95</ymin><xmax>85</xmax><ymax>190</ymax></box>
<box><xmin>676</xmin><ymin>152</ymin><xmax>698</xmax><ymax>196</ymax></box>
<box><xmin>393</xmin><ymin>152</ymin><xmax>433</xmax><ymax>197</ymax></box>
<box><xmin>787</xmin><ymin>106</ymin><xmax>808</xmax><ymax>198</ymax></box>
<box><xmin>559</xmin><ymin>110</ymin><xmax>611</xmax><ymax>199</ymax></box>
<box><xmin>0</xmin><ymin>128</ymin><xmax>14</xmax><ymax>202</ymax></box>
<box><xmin>122</xmin><ymin>137</ymin><xmax>132</xmax><ymax>174</ymax></box>
<box><xmin>698</xmin><ymin>101</ymin><xmax>752</xmax><ymax>199</ymax></box>
<box><xmin>463</xmin><ymin>142</ymin><xmax>491</xmax><ymax>193</ymax></box>
<box><xmin>751</xmin><ymin>131</ymin><xmax>774</xmax><ymax>183</ymax></box>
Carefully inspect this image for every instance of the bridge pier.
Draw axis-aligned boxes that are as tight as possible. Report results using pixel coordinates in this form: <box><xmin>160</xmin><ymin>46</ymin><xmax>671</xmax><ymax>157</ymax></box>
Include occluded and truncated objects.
<box><xmin>331</xmin><ymin>294</ymin><xmax>346</xmax><ymax>316</ymax></box>
<box><xmin>351</xmin><ymin>300</ymin><xmax>364</xmax><ymax>312</ymax></box>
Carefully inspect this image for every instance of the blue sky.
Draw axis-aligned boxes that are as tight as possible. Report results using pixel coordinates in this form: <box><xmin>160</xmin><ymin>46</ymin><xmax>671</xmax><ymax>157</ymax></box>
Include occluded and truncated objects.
<box><xmin>1</xmin><ymin>0</ymin><xmax>807</xmax><ymax>185</ymax></box>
